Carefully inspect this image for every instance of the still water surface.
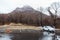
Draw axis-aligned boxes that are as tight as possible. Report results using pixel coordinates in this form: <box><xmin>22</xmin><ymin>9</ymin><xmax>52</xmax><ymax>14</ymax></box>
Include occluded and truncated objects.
<box><xmin>0</xmin><ymin>34</ymin><xmax>12</xmax><ymax>40</ymax></box>
<box><xmin>0</xmin><ymin>32</ymin><xmax>60</xmax><ymax>40</ymax></box>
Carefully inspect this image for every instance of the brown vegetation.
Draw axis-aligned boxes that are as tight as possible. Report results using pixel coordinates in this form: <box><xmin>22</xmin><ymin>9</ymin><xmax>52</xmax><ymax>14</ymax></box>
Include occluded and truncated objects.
<box><xmin>0</xmin><ymin>7</ymin><xmax>50</xmax><ymax>26</ymax></box>
<box><xmin>0</xmin><ymin>6</ymin><xmax>60</xmax><ymax>28</ymax></box>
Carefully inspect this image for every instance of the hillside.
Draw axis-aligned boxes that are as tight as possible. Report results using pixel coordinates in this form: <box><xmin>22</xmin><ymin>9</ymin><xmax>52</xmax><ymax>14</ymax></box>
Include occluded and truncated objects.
<box><xmin>8</xmin><ymin>6</ymin><xmax>50</xmax><ymax>26</ymax></box>
<box><xmin>0</xmin><ymin>6</ymin><xmax>59</xmax><ymax>28</ymax></box>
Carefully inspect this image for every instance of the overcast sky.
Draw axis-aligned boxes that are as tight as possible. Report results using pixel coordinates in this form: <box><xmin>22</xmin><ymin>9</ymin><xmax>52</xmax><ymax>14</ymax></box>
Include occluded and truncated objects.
<box><xmin>0</xmin><ymin>0</ymin><xmax>59</xmax><ymax>13</ymax></box>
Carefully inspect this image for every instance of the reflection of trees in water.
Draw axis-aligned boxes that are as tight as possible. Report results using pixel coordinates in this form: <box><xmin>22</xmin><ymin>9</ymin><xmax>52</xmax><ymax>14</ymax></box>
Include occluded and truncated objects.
<box><xmin>41</xmin><ymin>31</ymin><xmax>55</xmax><ymax>40</ymax></box>
<box><xmin>11</xmin><ymin>32</ymin><xmax>43</xmax><ymax>40</ymax></box>
<box><xmin>0</xmin><ymin>34</ymin><xmax>12</xmax><ymax>40</ymax></box>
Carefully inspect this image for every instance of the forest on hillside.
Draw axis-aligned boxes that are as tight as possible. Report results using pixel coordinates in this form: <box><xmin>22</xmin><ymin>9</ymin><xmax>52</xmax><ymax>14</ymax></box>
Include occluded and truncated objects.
<box><xmin>0</xmin><ymin>2</ymin><xmax>60</xmax><ymax>28</ymax></box>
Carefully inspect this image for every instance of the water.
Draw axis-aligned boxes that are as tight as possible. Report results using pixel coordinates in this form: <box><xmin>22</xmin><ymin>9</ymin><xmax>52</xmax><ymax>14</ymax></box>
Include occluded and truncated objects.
<box><xmin>0</xmin><ymin>31</ymin><xmax>60</xmax><ymax>40</ymax></box>
<box><xmin>41</xmin><ymin>31</ymin><xmax>55</xmax><ymax>40</ymax></box>
<box><xmin>0</xmin><ymin>33</ymin><xmax>54</xmax><ymax>40</ymax></box>
<box><xmin>0</xmin><ymin>34</ymin><xmax>12</xmax><ymax>40</ymax></box>
<box><xmin>0</xmin><ymin>26</ymin><xmax>57</xmax><ymax>40</ymax></box>
<box><xmin>56</xmin><ymin>36</ymin><xmax>60</xmax><ymax>40</ymax></box>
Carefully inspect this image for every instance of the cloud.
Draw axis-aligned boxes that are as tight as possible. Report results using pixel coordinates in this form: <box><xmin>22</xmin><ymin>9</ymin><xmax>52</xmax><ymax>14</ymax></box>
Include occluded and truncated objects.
<box><xmin>0</xmin><ymin>0</ymin><xmax>59</xmax><ymax>13</ymax></box>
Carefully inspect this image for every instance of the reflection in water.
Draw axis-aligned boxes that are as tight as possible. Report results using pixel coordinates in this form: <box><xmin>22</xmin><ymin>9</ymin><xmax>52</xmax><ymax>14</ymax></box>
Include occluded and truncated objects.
<box><xmin>0</xmin><ymin>34</ymin><xmax>12</xmax><ymax>40</ymax></box>
<box><xmin>41</xmin><ymin>31</ymin><xmax>55</xmax><ymax>40</ymax></box>
<box><xmin>0</xmin><ymin>32</ymin><xmax>55</xmax><ymax>40</ymax></box>
<box><xmin>0</xmin><ymin>32</ymin><xmax>60</xmax><ymax>40</ymax></box>
<box><xmin>56</xmin><ymin>35</ymin><xmax>60</xmax><ymax>40</ymax></box>
<box><xmin>39</xmin><ymin>26</ymin><xmax>56</xmax><ymax>40</ymax></box>
<box><xmin>0</xmin><ymin>32</ymin><xmax>56</xmax><ymax>40</ymax></box>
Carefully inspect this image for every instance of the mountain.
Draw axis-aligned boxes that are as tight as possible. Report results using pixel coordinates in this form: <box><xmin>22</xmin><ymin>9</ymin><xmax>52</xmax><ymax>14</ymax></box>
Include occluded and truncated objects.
<box><xmin>0</xmin><ymin>6</ymin><xmax>60</xmax><ymax>27</ymax></box>
<box><xmin>10</xmin><ymin>6</ymin><xmax>49</xmax><ymax>17</ymax></box>
<box><xmin>11</xmin><ymin>6</ymin><xmax>34</xmax><ymax>13</ymax></box>
<box><xmin>9</xmin><ymin>6</ymin><xmax>50</xmax><ymax>23</ymax></box>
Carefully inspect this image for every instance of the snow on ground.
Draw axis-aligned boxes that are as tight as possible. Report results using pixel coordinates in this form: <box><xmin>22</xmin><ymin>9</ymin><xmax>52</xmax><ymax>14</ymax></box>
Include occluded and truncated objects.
<box><xmin>43</xmin><ymin>26</ymin><xmax>55</xmax><ymax>31</ymax></box>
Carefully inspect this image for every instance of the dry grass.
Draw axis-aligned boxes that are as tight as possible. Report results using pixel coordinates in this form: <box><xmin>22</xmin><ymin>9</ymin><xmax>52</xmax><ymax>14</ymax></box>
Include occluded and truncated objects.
<box><xmin>9</xmin><ymin>23</ymin><xmax>23</xmax><ymax>26</ymax></box>
<box><xmin>0</xmin><ymin>23</ymin><xmax>42</xmax><ymax>30</ymax></box>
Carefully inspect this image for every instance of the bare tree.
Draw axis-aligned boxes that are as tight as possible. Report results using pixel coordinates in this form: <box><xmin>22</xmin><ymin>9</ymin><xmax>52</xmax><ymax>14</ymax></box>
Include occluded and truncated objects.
<box><xmin>39</xmin><ymin>7</ymin><xmax>44</xmax><ymax>26</ymax></box>
<box><xmin>47</xmin><ymin>2</ymin><xmax>60</xmax><ymax>27</ymax></box>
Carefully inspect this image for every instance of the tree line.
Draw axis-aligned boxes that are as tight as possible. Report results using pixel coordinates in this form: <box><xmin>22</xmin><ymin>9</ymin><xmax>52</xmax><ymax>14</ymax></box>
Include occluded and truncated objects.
<box><xmin>0</xmin><ymin>2</ymin><xmax>60</xmax><ymax>28</ymax></box>
<box><xmin>0</xmin><ymin>11</ymin><xmax>50</xmax><ymax>26</ymax></box>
